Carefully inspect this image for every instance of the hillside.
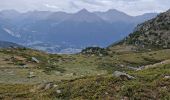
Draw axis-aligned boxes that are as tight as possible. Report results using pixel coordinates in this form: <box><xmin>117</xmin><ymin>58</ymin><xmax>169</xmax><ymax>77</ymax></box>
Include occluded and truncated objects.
<box><xmin>0</xmin><ymin>47</ymin><xmax>169</xmax><ymax>99</ymax></box>
<box><xmin>123</xmin><ymin>9</ymin><xmax>170</xmax><ymax>49</ymax></box>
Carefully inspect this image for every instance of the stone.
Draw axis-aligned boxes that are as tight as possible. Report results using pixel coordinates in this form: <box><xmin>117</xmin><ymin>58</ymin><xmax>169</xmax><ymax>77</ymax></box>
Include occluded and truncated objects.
<box><xmin>28</xmin><ymin>72</ymin><xmax>36</xmax><ymax>78</ymax></box>
<box><xmin>164</xmin><ymin>76</ymin><xmax>170</xmax><ymax>79</ymax></box>
<box><xmin>44</xmin><ymin>83</ymin><xmax>53</xmax><ymax>90</ymax></box>
<box><xmin>55</xmin><ymin>71</ymin><xmax>61</xmax><ymax>75</ymax></box>
<box><xmin>56</xmin><ymin>90</ymin><xmax>61</xmax><ymax>94</ymax></box>
<box><xmin>120</xmin><ymin>64</ymin><xmax>124</xmax><ymax>67</ymax></box>
<box><xmin>113</xmin><ymin>71</ymin><xmax>135</xmax><ymax>80</ymax></box>
<box><xmin>99</xmin><ymin>54</ymin><xmax>103</xmax><ymax>57</ymax></box>
<box><xmin>105</xmin><ymin>92</ymin><xmax>108</xmax><ymax>95</ymax></box>
<box><xmin>53</xmin><ymin>84</ymin><xmax>58</xmax><ymax>88</ymax></box>
<box><xmin>20</xmin><ymin>65</ymin><xmax>28</xmax><ymax>68</ymax></box>
<box><xmin>36</xmin><ymin>82</ymin><xmax>55</xmax><ymax>90</ymax></box>
<box><xmin>122</xmin><ymin>96</ymin><xmax>129</xmax><ymax>100</ymax></box>
<box><xmin>36</xmin><ymin>83</ymin><xmax>46</xmax><ymax>90</ymax></box>
<box><xmin>81</xmin><ymin>75</ymin><xmax>84</xmax><ymax>77</ymax></box>
<box><xmin>31</xmin><ymin>57</ymin><xmax>40</xmax><ymax>63</ymax></box>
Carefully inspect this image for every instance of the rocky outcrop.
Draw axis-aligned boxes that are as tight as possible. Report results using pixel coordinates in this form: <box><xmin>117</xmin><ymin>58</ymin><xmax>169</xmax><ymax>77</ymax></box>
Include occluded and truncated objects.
<box><xmin>113</xmin><ymin>71</ymin><xmax>135</xmax><ymax>80</ymax></box>
<box><xmin>123</xmin><ymin>9</ymin><xmax>170</xmax><ymax>49</ymax></box>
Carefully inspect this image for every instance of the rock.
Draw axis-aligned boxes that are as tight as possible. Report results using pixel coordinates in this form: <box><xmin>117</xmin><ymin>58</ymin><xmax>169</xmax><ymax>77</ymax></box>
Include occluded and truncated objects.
<box><xmin>44</xmin><ymin>83</ymin><xmax>53</xmax><ymax>90</ymax></box>
<box><xmin>105</xmin><ymin>92</ymin><xmax>108</xmax><ymax>95</ymax></box>
<box><xmin>162</xmin><ymin>86</ymin><xmax>167</xmax><ymax>90</ymax></box>
<box><xmin>164</xmin><ymin>76</ymin><xmax>170</xmax><ymax>79</ymax></box>
<box><xmin>56</xmin><ymin>90</ymin><xmax>61</xmax><ymax>94</ymax></box>
<box><xmin>36</xmin><ymin>83</ymin><xmax>46</xmax><ymax>90</ymax></box>
<box><xmin>113</xmin><ymin>71</ymin><xmax>135</xmax><ymax>80</ymax></box>
<box><xmin>28</xmin><ymin>72</ymin><xmax>36</xmax><ymax>78</ymax></box>
<box><xmin>36</xmin><ymin>82</ymin><xmax>56</xmax><ymax>90</ymax></box>
<box><xmin>65</xmin><ymin>73</ymin><xmax>75</xmax><ymax>76</ymax></box>
<box><xmin>55</xmin><ymin>71</ymin><xmax>61</xmax><ymax>75</ymax></box>
<box><xmin>30</xmin><ymin>88</ymin><xmax>36</xmax><ymax>93</ymax></box>
<box><xmin>81</xmin><ymin>75</ymin><xmax>84</xmax><ymax>77</ymax></box>
<box><xmin>28</xmin><ymin>75</ymin><xmax>36</xmax><ymax>78</ymax></box>
<box><xmin>70</xmin><ymin>73</ymin><xmax>74</xmax><ymax>76</ymax></box>
<box><xmin>122</xmin><ymin>96</ymin><xmax>129</xmax><ymax>100</ymax></box>
<box><xmin>53</xmin><ymin>84</ymin><xmax>58</xmax><ymax>88</ymax></box>
<box><xmin>120</xmin><ymin>64</ymin><xmax>124</xmax><ymax>67</ymax></box>
<box><xmin>31</xmin><ymin>57</ymin><xmax>40</xmax><ymax>63</ymax></box>
<box><xmin>20</xmin><ymin>65</ymin><xmax>28</xmax><ymax>68</ymax></box>
<box><xmin>99</xmin><ymin>54</ymin><xmax>103</xmax><ymax>57</ymax></box>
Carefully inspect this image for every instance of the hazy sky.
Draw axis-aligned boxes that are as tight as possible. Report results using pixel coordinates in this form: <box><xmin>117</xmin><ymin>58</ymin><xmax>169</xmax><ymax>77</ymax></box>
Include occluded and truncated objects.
<box><xmin>0</xmin><ymin>0</ymin><xmax>170</xmax><ymax>16</ymax></box>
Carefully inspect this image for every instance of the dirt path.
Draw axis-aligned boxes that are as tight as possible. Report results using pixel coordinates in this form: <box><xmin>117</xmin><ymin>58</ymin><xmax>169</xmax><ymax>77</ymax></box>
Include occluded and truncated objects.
<box><xmin>137</xmin><ymin>59</ymin><xmax>170</xmax><ymax>70</ymax></box>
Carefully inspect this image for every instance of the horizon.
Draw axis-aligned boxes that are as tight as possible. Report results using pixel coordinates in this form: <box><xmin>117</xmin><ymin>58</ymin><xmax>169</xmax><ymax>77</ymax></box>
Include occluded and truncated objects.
<box><xmin>0</xmin><ymin>8</ymin><xmax>160</xmax><ymax>17</ymax></box>
<box><xmin>0</xmin><ymin>0</ymin><xmax>169</xmax><ymax>16</ymax></box>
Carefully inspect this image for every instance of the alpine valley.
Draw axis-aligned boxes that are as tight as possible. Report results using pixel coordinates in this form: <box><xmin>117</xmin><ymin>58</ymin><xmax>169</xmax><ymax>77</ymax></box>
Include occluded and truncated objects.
<box><xmin>0</xmin><ymin>9</ymin><xmax>170</xmax><ymax>99</ymax></box>
<box><xmin>0</xmin><ymin>9</ymin><xmax>157</xmax><ymax>53</ymax></box>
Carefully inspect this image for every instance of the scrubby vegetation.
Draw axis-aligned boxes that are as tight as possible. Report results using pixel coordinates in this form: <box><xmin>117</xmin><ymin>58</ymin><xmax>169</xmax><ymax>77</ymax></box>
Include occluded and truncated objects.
<box><xmin>118</xmin><ymin>9</ymin><xmax>170</xmax><ymax>49</ymax></box>
<box><xmin>81</xmin><ymin>47</ymin><xmax>108</xmax><ymax>56</ymax></box>
<box><xmin>54</xmin><ymin>64</ymin><xmax>170</xmax><ymax>100</ymax></box>
<box><xmin>0</xmin><ymin>47</ymin><xmax>169</xmax><ymax>99</ymax></box>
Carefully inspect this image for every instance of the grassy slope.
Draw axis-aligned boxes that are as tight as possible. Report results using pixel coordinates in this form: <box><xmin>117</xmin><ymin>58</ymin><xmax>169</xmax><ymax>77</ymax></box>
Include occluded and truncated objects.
<box><xmin>55</xmin><ymin>63</ymin><xmax>170</xmax><ymax>100</ymax></box>
<box><xmin>0</xmin><ymin>48</ymin><xmax>169</xmax><ymax>99</ymax></box>
<box><xmin>1</xmin><ymin>63</ymin><xmax>168</xmax><ymax>100</ymax></box>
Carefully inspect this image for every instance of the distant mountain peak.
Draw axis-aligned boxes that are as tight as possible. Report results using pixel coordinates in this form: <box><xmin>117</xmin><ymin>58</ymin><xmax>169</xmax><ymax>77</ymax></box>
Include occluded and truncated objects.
<box><xmin>76</xmin><ymin>8</ymin><xmax>90</xmax><ymax>14</ymax></box>
<box><xmin>106</xmin><ymin>9</ymin><xmax>121</xmax><ymax>13</ymax></box>
<box><xmin>94</xmin><ymin>9</ymin><xmax>132</xmax><ymax>23</ymax></box>
<box><xmin>67</xmin><ymin>8</ymin><xmax>104</xmax><ymax>23</ymax></box>
<box><xmin>105</xmin><ymin>9</ymin><xmax>129</xmax><ymax>15</ymax></box>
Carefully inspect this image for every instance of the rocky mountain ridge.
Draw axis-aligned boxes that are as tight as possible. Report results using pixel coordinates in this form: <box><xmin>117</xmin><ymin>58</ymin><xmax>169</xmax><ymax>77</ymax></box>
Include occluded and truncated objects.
<box><xmin>119</xmin><ymin>9</ymin><xmax>170</xmax><ymax>49</ymax></box>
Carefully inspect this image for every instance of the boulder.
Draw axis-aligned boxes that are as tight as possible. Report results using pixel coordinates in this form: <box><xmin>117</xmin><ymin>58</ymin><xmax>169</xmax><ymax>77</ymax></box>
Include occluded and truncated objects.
<box><xmin>113</xmin><ymin>71</ymin><xmax>135</xmax><ymax>80</ymax></box>
<box><xmin>164</xmin><ymin>76</ymin><xmax>170</xmax><ymax>79</ymax></box>
<box><xmin>31</xmin><ymin>57</ymin><xmax>40</xmax><ymax>63</ymax></box>
<box><xmin>56</xmin><ymin>90</ymin><xmax>61</xmax><ymax>94</ymax></box>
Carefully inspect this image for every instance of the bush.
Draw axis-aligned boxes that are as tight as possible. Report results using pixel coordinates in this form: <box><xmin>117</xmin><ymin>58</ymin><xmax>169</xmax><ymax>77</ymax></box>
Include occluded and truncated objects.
<box><xmin>81</xmin><ymin>47</ymin><xmax>108</xmax><ymax>56</ymax></box>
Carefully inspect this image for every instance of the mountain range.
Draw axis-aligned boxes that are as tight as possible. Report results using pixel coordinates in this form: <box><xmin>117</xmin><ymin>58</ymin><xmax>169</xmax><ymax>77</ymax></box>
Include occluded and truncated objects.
<box><xmin>0</xmin><ymin>9</ymin><xmax>157</xmax><ymax>53</ymax></box>
<box><xmin>0</xmin><ymin>41</ymin><xmax>22</xmax><ymax>48</ymax></box>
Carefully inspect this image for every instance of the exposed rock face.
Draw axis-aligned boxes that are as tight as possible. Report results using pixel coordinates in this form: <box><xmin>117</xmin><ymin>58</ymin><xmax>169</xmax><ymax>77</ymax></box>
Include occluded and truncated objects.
<box><xmin>113</xmin><ymin>71</ymin><xmax>135</xmax><ymax>80</ymax></box>
<box><xmin>123</xmin><ymin>9</ymin><xmax>170</xmax><ymax>49</ymax></box>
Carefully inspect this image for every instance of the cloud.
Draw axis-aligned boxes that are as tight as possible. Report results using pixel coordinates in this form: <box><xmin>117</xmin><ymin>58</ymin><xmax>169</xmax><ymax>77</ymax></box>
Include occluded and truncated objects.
<box><xmin>0</xmin><ymin>0</ymin><xmax>169</xmax><ymax>15</ymax></box>
<box><xmin>44</xmin><ymin>4</ymin><xmax>59</xmax><ymax>9</ymax></box>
